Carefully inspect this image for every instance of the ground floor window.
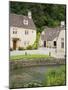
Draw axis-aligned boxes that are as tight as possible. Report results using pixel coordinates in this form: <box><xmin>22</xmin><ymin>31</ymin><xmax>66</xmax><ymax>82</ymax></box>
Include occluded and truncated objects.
<box><xmin>61</xmin><ymin>38</ymin><xmax>64</xmax><ymax>48</ymax></box>
<box><xmin>61</xmin><ymin>42</ymin><xmax>64</xmax><ymax>48</ymax></box>
<box><xmin>54</xmin><ymin>41</ymin><xmax>56</xmax><ymax>47</ymax></box>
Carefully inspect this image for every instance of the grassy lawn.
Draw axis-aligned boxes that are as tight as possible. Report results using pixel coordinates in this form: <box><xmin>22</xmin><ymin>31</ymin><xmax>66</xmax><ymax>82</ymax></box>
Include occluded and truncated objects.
<box><xmin>10</xmin><ymin>54</ymin><xmax>51</xmax><ymax>60</ymax></box>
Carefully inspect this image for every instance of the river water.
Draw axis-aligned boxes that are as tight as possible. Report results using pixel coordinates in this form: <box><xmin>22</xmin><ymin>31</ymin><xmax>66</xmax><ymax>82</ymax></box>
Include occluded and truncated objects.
<box><xmin>9</xmin><ymin>65</ymin><xmax>65</xmax><ymax>88</ymax></box>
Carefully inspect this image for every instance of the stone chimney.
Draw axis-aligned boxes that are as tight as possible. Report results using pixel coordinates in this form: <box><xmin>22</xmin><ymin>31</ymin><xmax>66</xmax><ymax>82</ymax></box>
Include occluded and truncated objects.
<box><xmin>28</xmin><ymin>11</ymin><xmax>32</xmax><ymax>19</ymax></box>
<box><xmin>60</xmin><ymin>21</ymin><xmax>65</xmax><ymax>27</ymax></box>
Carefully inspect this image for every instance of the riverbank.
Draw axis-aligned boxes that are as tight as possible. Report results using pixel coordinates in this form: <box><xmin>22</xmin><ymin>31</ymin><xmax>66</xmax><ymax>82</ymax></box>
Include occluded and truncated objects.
<box><xmin>9</xmin><ymin>65</ymin><xmax>66</xmax><ymax>89</ymax></box>
<box><xmin>10</xmin><ymin>58</ymin><xmax>65</xmax><ymax>70</ymax></box>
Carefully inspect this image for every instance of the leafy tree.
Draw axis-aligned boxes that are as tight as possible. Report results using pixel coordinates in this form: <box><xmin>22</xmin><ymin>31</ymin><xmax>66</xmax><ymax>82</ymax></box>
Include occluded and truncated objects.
<box><xmin>10</xmin><ymin>1</ymin><xmax>66</xmax><ymax>32</ymax></box>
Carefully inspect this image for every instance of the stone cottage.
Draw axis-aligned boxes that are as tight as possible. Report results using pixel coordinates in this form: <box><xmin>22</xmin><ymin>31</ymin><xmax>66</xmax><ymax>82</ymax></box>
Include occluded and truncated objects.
<box><xmin>10</xmin><ymin>11</ymin><xmax>36</xmax><ymax>50</ymax></box>
<box><xmin>40</xmin><ymin>21</ymin><xmax>65</xmax><ymax>53</ymax></box>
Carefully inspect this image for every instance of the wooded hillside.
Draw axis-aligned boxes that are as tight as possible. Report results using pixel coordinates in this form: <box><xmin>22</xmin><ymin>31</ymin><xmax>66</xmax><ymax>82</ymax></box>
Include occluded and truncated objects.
<box><xmin>10</xmin><ymin>1</ymin><xmax>66</xmax><ymax>32</ymax></box>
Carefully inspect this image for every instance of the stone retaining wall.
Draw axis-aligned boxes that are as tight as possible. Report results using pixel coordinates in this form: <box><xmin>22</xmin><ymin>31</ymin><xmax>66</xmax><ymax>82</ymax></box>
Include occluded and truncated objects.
<box><xmin>10</xmin><ymin>58</ymin><xmax>65</xmax><ymax>70</ymax></box>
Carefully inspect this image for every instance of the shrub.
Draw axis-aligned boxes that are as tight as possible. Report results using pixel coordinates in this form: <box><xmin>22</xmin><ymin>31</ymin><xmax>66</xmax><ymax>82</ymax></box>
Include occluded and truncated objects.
<box><xmin>18</xmin><ymin>47</ymin><xmax>25</xmax><ymax>50</ymax></box>
<box><xmin>24</xmin><ymin>81</ymin><xmax>43</xmax><ymax>88</ymax></box>
<box><xmin>43</xmin><ymin>66</ymin><xmax>65</xmax><ymax>86</ymax></box>
<box><xmin>32</xmin><ymin>32</ymin><xmax>40</xmax><ymax>49</ymax></box>
<box><xmin>10</xmin><ymin>48</ymin><xmax>13</xmax><ymax>51</ymax></box>
<box><xmin>26</xmin><ymin>45</ymin><xmax>33</xmax><ymax>50</ymax></box>
<box><xmin>33</xmin><ymin>42</ymin><xmax>38</xmax><ymax>49</ymax></box>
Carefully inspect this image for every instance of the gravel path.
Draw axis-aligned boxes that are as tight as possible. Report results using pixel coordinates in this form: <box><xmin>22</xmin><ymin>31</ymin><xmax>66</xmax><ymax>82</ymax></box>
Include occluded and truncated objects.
<box><xmin>10</xmin><ymin>48</ymin><xmax>65</xmax><ymax>59</ymax></box>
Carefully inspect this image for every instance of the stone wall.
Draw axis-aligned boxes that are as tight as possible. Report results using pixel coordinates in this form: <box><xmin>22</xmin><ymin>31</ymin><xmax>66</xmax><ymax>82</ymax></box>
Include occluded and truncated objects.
<box><xmin>10</xmin><ymin>58</ymin><xmax>65</xmax><ymax>70</ymax></box>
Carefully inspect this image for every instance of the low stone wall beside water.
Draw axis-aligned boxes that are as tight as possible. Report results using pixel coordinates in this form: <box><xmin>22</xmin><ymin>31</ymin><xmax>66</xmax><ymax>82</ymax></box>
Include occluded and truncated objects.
<box><xmin>10</xmin><ymin>58</ymin><xmax>65</xmax><ymax>70</ymax></box>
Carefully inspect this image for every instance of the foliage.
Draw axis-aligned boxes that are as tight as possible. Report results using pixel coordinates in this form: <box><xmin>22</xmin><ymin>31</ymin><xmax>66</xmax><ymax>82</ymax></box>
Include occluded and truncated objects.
<box><xmin>18</xmin><ymin>47</ymin><xmax>25</xmax><ymax>50</ymax></box>
<box><xmin>10</xmin><ymin>48</ymin><xmax>13</xmax><ymax>51</ymax></box>
<box><xmin>43</xmin><ymin>66</ymin><xmax>65</xmax><ymax>86</ymax></box>
<box><xmin>10</xmin><ymin>2</ymin><xmax>66</xmax><ymax>32</ymax></box>
<box><xmin>32</xmin><ymin>32</ymin><xmax>40</xmax><ymax>49</ymax></box>
<box><xmin>24</xmin><ymin>81</ymin><xmax>43</xmax><ymax>88</ymax></box>
<box><xmin>26</xmin><ymin>45</ymin><xmax>33</xmax><ymax>50</ymax></box>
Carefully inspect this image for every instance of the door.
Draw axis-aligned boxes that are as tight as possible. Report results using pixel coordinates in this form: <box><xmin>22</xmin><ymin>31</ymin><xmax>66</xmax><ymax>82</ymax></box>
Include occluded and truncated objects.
<box><xmin>13</xmin><ymin>40</ymin><xmax>17</xmax><ymax>50</ymax></box>
<box><xmin>44</xmin><ymin>41</ymin><xmax>46</xmax><ymax>47</ymax></box>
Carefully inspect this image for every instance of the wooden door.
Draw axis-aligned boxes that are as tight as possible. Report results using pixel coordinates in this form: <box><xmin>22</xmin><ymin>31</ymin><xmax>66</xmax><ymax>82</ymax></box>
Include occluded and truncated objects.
<box><xmin>44</xmin><ymin>41</ymin><xmax>46</xmax><ymax>47</ymax></box>
<box><xmin>13</xmin><ymin>40</ymin><xmax>17</xmax><ymax>50</ymax></box>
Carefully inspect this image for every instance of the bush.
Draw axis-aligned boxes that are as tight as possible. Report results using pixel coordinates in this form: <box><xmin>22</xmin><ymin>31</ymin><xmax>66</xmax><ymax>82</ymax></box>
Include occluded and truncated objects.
<box><xmin>24</xmin><ymin>81</ymin><xmax>43</xmax><ymax>88</ymax></box>
<box><xmin>18</xmin><ymin>47</ymin><xmax>25</xmax><ymax>50</ymax></box>
<box><xmin>26</xmin><ymin>45</ymin><xmax>33</xmax><ymax>50</ymax></box>
<box><xmin>33</xmin><ymin>42</ymin><xmax>38</xmax><ymax>49</ymax></box>
<box><xmin>43</xmin><ymin>66</ymin><xmax>65</xmax><ymax>86</ymax></box>
<box><xmin>10</xmin><ymin>48</ymin><xmax>13</xmax><ymax>51</ymax></box>
<box><xmin>32</xmin><ymin>32</ymin><xmax>40</xmax><ymax>49</ymax></box>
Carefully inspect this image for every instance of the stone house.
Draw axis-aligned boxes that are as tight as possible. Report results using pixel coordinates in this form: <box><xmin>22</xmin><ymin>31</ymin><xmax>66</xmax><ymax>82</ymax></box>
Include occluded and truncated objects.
<box><xmin>10</xmin><ymin>11</ymin><xmax>36</xmax><ymax>50</ymax></box>
<box><xmin>40</xmin><ymin>21</ymin><xmax>65</xmax><ymax>53</ymax></box>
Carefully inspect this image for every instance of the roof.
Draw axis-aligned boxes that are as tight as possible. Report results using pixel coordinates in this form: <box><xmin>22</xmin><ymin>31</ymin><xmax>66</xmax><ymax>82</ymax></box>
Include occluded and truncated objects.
<box><xmin>9</xmin><ymin>14</ymin><xmax>36</xmax><ymax>30</ymax></box>
<box><xmin>41</xmin><ymin>26</ymin><xmax>65</xmax><ymax>41</ymax></box>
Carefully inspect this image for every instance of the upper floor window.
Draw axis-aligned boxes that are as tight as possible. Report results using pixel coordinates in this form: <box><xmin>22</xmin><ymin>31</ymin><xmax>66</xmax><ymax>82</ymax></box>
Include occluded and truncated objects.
<box><xmin>23</xmin><ymin>19</ymin><xmax>28</xmax><ymax>25</ymax></box>
<box><xmin>13</xmin><ymin>31</ymin><xmax>17</xmax><ymax>34</ymax></box>
<box><xmin>13</xmin><ymin>27</ymin><xmax>17</xmax><ymax>34</ymax></box>
<box><xmin>61</xmin><ymin>38</ymin><xmax>64</xmax><ymax>42</ymax></box>
<box><xmin>41</xmin><ymin>35</ymin><xmax>44</xmax><ymax>40</ymax></box>
<box><xmin>25</xmin><ymin>30</ymin><xmax>29</xmax><ymax>35</ymax></box>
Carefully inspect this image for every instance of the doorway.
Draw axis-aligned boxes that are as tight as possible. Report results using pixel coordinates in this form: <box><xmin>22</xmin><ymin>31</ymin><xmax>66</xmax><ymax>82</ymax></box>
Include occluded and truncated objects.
<box><xmin>54</xmin><ymin>41</ymin><xmax>56</xmax><ymax>48</ymax></box>
<box><xmin>13</xmin><ymin>40</ymin><xmax>17</xmax><ymax>50</ymax></box>
<box><xmin>44</xmin><ymin>41</ymin><xmax>46</xmax><ymax>47</ymax></box>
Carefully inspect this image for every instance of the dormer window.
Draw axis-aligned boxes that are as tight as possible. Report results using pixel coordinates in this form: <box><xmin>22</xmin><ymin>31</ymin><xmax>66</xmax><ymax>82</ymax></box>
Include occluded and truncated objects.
<box><xmin>23</xmin><ymin>19</ymin><xmax>28</xmax><ymax>25</ymax></box>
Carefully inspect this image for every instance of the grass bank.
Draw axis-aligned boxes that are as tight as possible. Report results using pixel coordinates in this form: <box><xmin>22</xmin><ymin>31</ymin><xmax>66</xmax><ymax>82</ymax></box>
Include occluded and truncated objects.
<box><xmin>10</xmin><ymin>54</ymin><xmax>51</xmax><ymax>60</ymax></box>
<box><xmin>43</xmin><ymin>65</ymin><xmax>66</xmax><ymax>86</ymax></box>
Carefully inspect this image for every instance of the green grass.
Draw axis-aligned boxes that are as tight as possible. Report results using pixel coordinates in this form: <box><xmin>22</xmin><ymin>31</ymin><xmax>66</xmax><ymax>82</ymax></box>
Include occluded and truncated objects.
<box><xmin>10</xmin><ymin>54</ymin><xmax>51</xmax><ymax>60</ymax></box>
<box><xmin>43</xmin><ymin>65</ymin><xmax>66</xmax><ymax>86</ymax></box>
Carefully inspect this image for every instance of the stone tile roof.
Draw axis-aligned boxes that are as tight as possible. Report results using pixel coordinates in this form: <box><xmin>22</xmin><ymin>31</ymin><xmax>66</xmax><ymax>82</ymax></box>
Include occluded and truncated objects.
<box><xmin>9</xmin><ymin>13</ymin><xmax>36</xmax><ymax>30</ymax></box>
<box><xmin>41</xmin><ymin>26</ymin><xmax>65</xmax><ymax>41</ymax></box>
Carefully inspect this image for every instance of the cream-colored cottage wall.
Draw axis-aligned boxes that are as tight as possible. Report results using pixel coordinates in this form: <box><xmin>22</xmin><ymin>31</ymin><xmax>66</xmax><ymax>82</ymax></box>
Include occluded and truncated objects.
<box><xmin>10</xmin><ymin>27</ymin><xmax>20</xmax><ymax>38</ymax></box>
<box><xmin>18</xmin><ymin>28</ymin><xmax>36</xmax><ymax>47</ymax></box>
<box><xmin>57</xmin><ymin>30</ymin><xmax>65</xmax><ymax>52</ymax></box>
<box><xmin>39</xmin><ymin>37</ymin><xmax>44</xmax><ymax>47</ymax></box>
<box><xmin>10</xmin><ymin>26</ymin><xmax>36</xmax><ymax>48</ymax></box>
<box><xmin>39</xmin><ymin>35</ymin><xmax>57</xmax><ymax>48</ymax></box>
<box><xmin>10</xmin><ymin>27</ymin><xmax>20</xmax><ymax>48</ymax></box>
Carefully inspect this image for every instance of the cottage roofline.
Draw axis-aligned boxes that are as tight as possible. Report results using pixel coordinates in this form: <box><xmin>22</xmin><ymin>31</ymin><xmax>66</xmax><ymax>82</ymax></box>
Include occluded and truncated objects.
<box><xmin>9</xmin><ymin>13</ymin><xmax>36</xmax><ymax>30</ymax></box>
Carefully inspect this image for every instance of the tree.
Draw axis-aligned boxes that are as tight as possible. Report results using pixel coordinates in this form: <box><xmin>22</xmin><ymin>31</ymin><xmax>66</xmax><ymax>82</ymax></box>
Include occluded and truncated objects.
<box><xmin>10</xmin><ymin>1</ymin><xmax>66</xmax><ymax>32</ymax></box>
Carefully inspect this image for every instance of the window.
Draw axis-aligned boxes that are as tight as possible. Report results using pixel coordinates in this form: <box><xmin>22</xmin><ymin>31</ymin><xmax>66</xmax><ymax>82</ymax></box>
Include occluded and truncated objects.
<box><xmin>24</xmin><ymin>41</ymin><xmax>26</xmax><ymax>45</ymax></box>
<box><xmin>61</xmin><ymin>38</ymin><xmax>64</xmax><ymax>48</ymax></box>
<box><xmin>41</xmin><ymin>35</ymin><xmax>44</xmax><ymax>40</ymax></box>
<box><xmin>61</xmin><ymin>38</ymin><xmax>64</xmax><ymax>42</ymax></box>
<box><xmin>23</xmin><ymin>19</ymin><xmax>28</xmax><ymax>25</ymax></box>
<box><xmin>61</xmin><ymin>42</ymin><xmax>64</xmax><ymax>48</ymax></box>
<box><xmin>54</xmin><ymin>41</ymin><xmax>56</xmax><ymax>47</ymax></box>
<box><xmin>24</xmin><ymin>41</ymin><xmax>29</xmax><ymax>45</ymax></box>
<box><xmin>32</xmin><ymin>31</ymin><xmax>33</xmax><ymax>33</ymax></box>
<box><xmin>13</xmin><ymin>31</ymin><xmax>17</xmax><ymax>34</ymax></box>
<box><xmin>13</xmin><ymin>27</ymin><xmax>17</xmax><ymax>34</ymax></box>
<box><xmin>27</xmin><ymin>41</ymin><xmax>29</xmax><ymax>45</ymax></box>
<box><xmin>25</xmin><ymin>30</ymin><xmax>28</xmax><ymax>35</ymax></box>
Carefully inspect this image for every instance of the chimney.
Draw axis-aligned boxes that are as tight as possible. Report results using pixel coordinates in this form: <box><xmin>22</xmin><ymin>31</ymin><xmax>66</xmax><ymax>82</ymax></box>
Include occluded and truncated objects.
<box><xmin>28</xmin><ymin>11</ymin><xmax>32</xmax><ymax>19</ymax></box>
<box><xmin>60</xmin><ymin>21</ymin><xmax>65</xmax><ymax>27</ymax></box>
